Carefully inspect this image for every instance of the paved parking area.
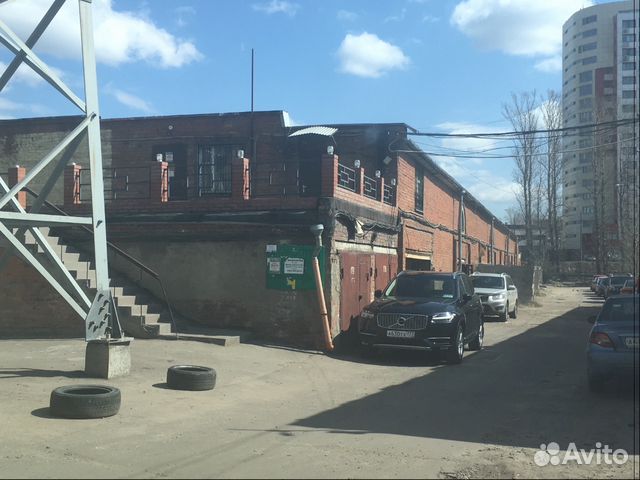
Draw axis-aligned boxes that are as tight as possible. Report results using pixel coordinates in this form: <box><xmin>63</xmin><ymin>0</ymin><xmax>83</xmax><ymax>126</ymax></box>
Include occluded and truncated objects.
<box><xmin>0</xmin><ymin>286</ymin><xmax>638</xmax><ymax>478</ymax></box>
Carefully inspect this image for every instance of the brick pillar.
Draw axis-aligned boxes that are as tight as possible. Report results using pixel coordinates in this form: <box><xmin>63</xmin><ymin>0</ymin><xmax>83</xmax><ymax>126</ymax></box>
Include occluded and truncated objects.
<box><xmin>64</xmin><ymin>163</ymin><xmax>82</xmax><ymax>206</ymax></box>
<box><xmin>150</xmin><ymin>161</ymin><xmax>169</xmax><ymax>203</ymax></box>
<box><xmin>7</xmin><ymin>165</ymin><xmax>27</xmax><ymax>209</ymax></box>
<box><xmin>232</xmin><ymin>156</ymin><xmax>250</xmax><ymax>200</ymax></box>
<box><xmin>357</xmin><ymin>167</ymin><xmax>364</xmax><ymax>196</ymax></box>
<box><xmin>320</xmin><ymin>154</ymin><xmax>338</xmax><ymax>197</ymax></box>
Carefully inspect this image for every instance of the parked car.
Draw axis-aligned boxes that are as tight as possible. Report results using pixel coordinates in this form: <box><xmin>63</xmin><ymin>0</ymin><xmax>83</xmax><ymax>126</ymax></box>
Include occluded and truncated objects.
<box><xmin>591</xmin><ymin>275</ymin><xmax>608</xmax><ymax>292</ymax></box>
<box><xmin>604</xmin><ymin>274</ymin><xmax>633</xmax><ymax>298</ymax></box>
<box><xmin>620</xmin><ymin>278</ymin><xmax>638</xmax><ymax>295</ymax></box>
<box><xmin>358</xmin><ymin>271</ymin><xmax>483</xmax><ymax>364</ymax></box>
<box><xmin>470</xmin><ymin>272</ymin><xmax>518</xmax><ymax>321</ymax></box>
<box><xmin>595</xmin><ymin>276</ymin><xmax>610</xmax><ymax>297</ymax></box>
<box><xmin>587</xmin><ymin>295</ymin><xmax>640</xmax><ymax>392</ymax></box>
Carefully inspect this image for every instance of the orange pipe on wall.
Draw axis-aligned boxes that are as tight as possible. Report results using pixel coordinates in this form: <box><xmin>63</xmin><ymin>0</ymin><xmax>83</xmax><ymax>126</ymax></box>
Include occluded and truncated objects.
<box><xmin>312</xmin><ymin>256</ymin><xmax>334</xmax><ymax>352</ymax></box>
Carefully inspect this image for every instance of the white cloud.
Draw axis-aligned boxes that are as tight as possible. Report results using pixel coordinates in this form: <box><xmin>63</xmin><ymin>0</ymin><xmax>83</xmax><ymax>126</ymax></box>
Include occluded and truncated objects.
<box><xmin>337</xmin><ymin>32</ymin><xmax>410</xmax><ymax>78</ymax></box>
<box><xmin>252</xmin><ymin>1</ymin><xmax>300</xmax><ymax>17</ymax></box>
<box><xmin>0</xmin><ymin>96</ymin><xmax>22</xmax><ymax>118</ymax></box>
<box><xmin>451</xmin><ymin>0</ymin><xmax>593</xmax><ymax>57</ymax></box>
<box><xmin>384</xmin><ymin>8</ymin><xmax>407</xmax><ymax>23</ymax></box>
<box><xmin>104</xmin><ymin>85</ymin><xmax>153</xmax><ymax>113</ymax></box>
<box><xmin>0</xmin><ymin>61</ymin><xmax>47</xmax><ymax>87</ymax></box>
<box><xmin>337</xmin><ymin>10</ymin><xmax>358</xmax><ymax>22</ymax></box>
<box><xmin>0</xmin><ymin>0</ymin><xmax>202</xmax><ymax>68</ymax></box>
<box><xmin>534</xmin><ymin>56</ymin><xmax>562</xmax><ymax>73</ymax></box>
<box><xmin>431</xmin><ymin>121</ymin><xmax>519</xmax><ymax>206</ymax></box>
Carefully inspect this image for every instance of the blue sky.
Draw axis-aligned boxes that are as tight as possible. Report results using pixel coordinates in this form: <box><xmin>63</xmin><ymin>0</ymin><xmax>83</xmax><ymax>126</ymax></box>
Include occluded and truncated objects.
<box><xmin>0</xmin><ymin>0</ymin><xmax>615</xmax><ymax>221</ymax></box>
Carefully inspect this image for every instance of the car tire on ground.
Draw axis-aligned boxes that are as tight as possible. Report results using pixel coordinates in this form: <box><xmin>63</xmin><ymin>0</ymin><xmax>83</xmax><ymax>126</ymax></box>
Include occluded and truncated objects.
<box><xmin>509</xmin><ymin>301</ymin><xmax>518</xmax><ymax>319</ymax></box>
<box><xmin>167</xmin><ymin>365</ymin><xmax>217</xmax><ymax>391</ymax></box>
<box><xmin>499</xmin><ymin>303</ymin><xmax>508</xmax><ymax>322</ymax></box>
<box><xmin>49</xmin><ymin>385</ymin><xmax>121</xmax><ymax>419</ymax></box>
<box><xmin>468</xmin><ymin>321</ymin><xmax>484</xmax><ymax>351</ymax></box>
<box><xmin>446</xmin><ymin>324</ymin><xmax>464</xmax><ymax>364</ymax></box>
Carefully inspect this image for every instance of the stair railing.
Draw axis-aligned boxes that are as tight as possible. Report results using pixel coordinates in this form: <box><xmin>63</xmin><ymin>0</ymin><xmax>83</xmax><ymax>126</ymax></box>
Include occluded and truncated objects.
<box><xmin>22</xmin><ymin>186</ymin><xmax>177</xmax><ymax>334</ymax></box>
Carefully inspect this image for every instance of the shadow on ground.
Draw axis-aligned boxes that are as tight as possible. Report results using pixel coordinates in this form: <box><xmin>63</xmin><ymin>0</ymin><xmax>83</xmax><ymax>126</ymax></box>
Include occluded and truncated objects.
<box><xmin>0</xmin><ymin>368</ymin><xmax>86</xmax><ymax>379</ymax></box>
<box><xmin>293</xmin><ymin>294</ymin><xmax>639</xmax><ymax>454</ymax></box>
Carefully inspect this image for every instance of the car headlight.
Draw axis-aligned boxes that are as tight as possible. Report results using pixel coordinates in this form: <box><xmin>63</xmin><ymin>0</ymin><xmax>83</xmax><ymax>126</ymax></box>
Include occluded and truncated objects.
<box><xmin>431</xmin><ymin>311</ymin><xmax>455</xmax><ymax>323</ymax></box>
<box><xmin>489</xmin><ymin>293</ymin><xmax>506</xmax><ymax>301</ymax></box>
<box><xmin>360</xmin><ymin>310</ymin><xmax>375</xmax><ymax>320</ymax></box>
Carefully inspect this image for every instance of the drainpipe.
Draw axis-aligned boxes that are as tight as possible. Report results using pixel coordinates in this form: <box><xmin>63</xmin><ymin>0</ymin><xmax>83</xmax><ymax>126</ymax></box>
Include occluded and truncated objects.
<box><xmin>458</xmin><ymin>190</ymin><xmax>466</xmax><ymax>271</ymax></box>
<box><xmin>310</xmin><ymin>224</ymin><xmax>334</xmax><ymax>352</ymax></box>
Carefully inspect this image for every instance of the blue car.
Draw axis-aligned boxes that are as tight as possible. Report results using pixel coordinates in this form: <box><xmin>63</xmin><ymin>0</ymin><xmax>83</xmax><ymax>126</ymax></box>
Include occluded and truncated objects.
<box><xmin>587</xmin><ymin>295</ymin><xmax>640</xmax><ymax>392</ymax></box>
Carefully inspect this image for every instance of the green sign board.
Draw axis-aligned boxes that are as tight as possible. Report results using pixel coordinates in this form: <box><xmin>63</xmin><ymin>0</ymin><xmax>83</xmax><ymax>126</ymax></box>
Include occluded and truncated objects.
<box><xmin>265</xmin><ymin>244</ymin><xmax>325</xmax><ymax>291</ymax></box>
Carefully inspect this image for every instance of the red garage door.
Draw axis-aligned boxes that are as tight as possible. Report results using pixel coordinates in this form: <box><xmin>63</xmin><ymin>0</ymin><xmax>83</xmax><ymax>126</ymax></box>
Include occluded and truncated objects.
<box><xmin>375</xmin><ymin>253</ymin><xmax>398</xmax><ymax>292</ymax></box>
<box><xmin>339</xmin><ymin>253</ymin><xmax>373</xmax><ymax>332</ymax></box>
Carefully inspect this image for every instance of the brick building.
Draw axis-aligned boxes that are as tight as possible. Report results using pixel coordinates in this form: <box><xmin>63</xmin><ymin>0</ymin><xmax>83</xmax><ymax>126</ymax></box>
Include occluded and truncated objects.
<box><xmin>1</xmin><ymin>111</ymin><xmax>518</xmax><ymax>346</ymax></box>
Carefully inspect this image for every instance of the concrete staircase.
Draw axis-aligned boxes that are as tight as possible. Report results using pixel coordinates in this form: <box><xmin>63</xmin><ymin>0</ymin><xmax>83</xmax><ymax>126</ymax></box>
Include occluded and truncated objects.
<box><xmin>21</xmin><ymin>227</ymin><xmax>175</xmax><ymax>339</ymax></box>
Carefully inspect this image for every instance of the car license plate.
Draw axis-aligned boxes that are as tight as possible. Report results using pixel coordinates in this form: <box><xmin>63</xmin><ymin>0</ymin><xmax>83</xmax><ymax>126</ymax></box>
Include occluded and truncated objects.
<box><xmin>624</xmin><ymin>337</ymin><xmax>639</xmax><ymax>348</ymax></box>
<box><xmin>386</xmin><ymin>330</ymin><xmax>415</xmax><ymax>338</ymax></box>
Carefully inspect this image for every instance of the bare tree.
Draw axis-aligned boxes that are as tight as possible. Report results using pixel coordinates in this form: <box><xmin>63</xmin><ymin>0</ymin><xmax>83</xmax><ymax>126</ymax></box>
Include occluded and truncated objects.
<box><xmin>539</xmin><ymin>90</ymin><xmax>562</xmax><ymax>267</ymax></box>
<box><xmin>505</xmin><ymin>206</ymin><xmax>524</xmax><ymax>225</ymax></box>
<box><xmin>503</xmin><ymin>91</ymin><xmax>540</xmax><ymax>265</ymax></box>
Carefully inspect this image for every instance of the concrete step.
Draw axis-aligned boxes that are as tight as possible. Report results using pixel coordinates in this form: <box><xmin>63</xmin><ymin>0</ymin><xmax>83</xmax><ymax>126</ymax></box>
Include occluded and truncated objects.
<box><xmin>162</xmin><ymin>325</ymin><xmax>252</xmax><ymax>347</ymax></box>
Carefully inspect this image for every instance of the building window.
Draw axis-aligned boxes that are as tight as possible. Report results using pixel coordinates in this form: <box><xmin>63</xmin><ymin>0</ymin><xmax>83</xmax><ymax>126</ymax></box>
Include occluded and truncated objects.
<box><xmin>582</xmin><ymin>56</ymin><xmax>597</xmax><ymax>65</ymax></box>
<box><xmin>582</xmin><ymin>15</ymin><xmax>597</xmax><ymax>25</ymax></box>
<box><xmin>578</xmin><ymin>42</ymin><xmax>597</xmax><ymax>53</ymax></box>
<box><xmin>583</xmin><ymin>192</ymin><xmax>592</xmax><ymax>200</ymax></box>
<box><xmin>579</xmin><ymin>152</ymin><xmax>593</xmax><ymax>164</ymax></box>
<box><xmin>622</xmin><ymin>34</ymin><xmax>636</xmax><ymax>43</ymax></box>
<box><xmin>622</xmin><ymin>47</ymin><xmax>636</xmax><ymax>57</ymax></box>
<box><xmin>582</xmin><ymin>28</ymin><xmax>597</xmax><ymax>38</ymax></box>
<box><xmin>579</xmin><ymin>71</ymin><xmax>593</xmax><ymax>82</ymax></box>
<box><xmin>622</xmin><ymin>104</ymin><xmax>635</xmax><ymax>113</ymax></box>
<box><xmin>197</xmin><ymin>145</ymin><xmax>236</xmax><ymax>195</ymax></box>
<box><xmin>415</xmin><ymin>165</ymin><xmax>424</xmax><ymax>214</ymax></box>
<box><xmin>579</xmin><ymin>84</ymin><xmax>592</xmax><ymax>96</ymax></box>
<box><xmin>579</xmin><ymin>138</ymin><xmax>592</xmax><ymax>148</ymax></box>
<box><xmin>579</xmin><ymin>111</ymin><xmax>593</xmax><ymax>122</ymax></box>
<box><xmin>622</xmin><ymin>76</ymin><xmax>636</xmax><ymax>85</ymax></box>
<box><xmin>622</xmin><ymin>90</ymin><xmax>635</xmax><ymax>99</ymax></box>
<box><xmin>622</xmin><ymin>62</ymin><xmax>636</xmax><ymax>71</ymax></box>
<box><xmin>622</xmin><ymin>19</ymin><xmax>636</xmax><ymax>28</ymax></box>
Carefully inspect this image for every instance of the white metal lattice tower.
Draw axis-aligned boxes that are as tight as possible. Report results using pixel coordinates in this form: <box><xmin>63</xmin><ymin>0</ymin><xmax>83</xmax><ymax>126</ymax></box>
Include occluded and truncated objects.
<box><xmin>0</xmin><ymin>0</ymin><xmax>120</xmax><ymax>341</ymax></box>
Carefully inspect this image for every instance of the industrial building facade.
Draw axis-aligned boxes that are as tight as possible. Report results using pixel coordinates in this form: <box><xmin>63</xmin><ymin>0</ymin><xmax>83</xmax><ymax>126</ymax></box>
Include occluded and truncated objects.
<box><xmin>1</xmin><ymin>111</ymin><xmax>518</xmax><ymax>346</ymax></box>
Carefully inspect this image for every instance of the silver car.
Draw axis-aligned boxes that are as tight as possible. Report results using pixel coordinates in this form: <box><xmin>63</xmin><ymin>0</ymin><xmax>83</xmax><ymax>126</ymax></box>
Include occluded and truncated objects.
<box><xmin>470</xmin><ymin>272</ymin><xmax>518</xmax><ymax>321</ymax></box>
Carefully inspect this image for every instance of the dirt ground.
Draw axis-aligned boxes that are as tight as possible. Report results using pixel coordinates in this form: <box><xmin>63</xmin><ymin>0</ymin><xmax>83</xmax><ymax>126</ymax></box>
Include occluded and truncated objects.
<box><xmin>0</xmin><ymin>285</ymin><xmax>638</xmax><ymax>479</ymax></box>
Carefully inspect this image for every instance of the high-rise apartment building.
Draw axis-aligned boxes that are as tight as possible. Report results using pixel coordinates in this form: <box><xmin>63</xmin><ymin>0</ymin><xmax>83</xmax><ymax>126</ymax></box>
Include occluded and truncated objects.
<box><xmin>561</xmin><ymin>0</ymin><xmax>638</xmax><ymax>260</ymax></box>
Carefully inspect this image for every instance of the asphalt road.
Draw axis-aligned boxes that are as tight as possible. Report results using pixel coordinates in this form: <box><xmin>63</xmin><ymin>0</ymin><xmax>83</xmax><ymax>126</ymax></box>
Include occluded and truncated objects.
<box><xmin>0</xmin><ymin>285</ymin><xmax>638</xmax><ymax>479</ymax></box>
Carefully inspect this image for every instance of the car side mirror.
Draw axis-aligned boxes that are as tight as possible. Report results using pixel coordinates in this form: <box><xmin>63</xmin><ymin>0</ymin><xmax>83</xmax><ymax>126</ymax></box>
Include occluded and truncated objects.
<box><xmin>587</xmin><ymin>315</ymin><xmax>596</xmax><ymax>324</ymax></box>
<box><xmin>508</xmin><ymin>285</ymin><xmax>516</xmax><ymax>291</ymax></box>
<box><xmin>374</xmin><ymin>289</ymin><xmax>383</xmax><ymax>299</ymax></box>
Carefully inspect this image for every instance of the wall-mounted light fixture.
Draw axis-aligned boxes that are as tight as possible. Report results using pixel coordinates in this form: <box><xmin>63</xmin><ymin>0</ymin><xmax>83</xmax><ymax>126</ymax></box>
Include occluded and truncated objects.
<box><xmin>327</xmin><ymin>145</ymin><xmax>334</xmax><ymax>155</ymax></box>
<box><xmin>375</xmin><ymin>170</ymin><xmax>381</xmax><ymax>178</ymax></box>
<box><xmin>237</xmin><ymin>149</ymin><xmax>245</xmax><ymax>158</ymax></box>
<box><xmin>382</xmin><ymin>156</ymin><xmax>392</xmax><ymax>165</ymax></box>
<box><xmin>354</xmin><ymin>159</ymin><xmax>361</xmax><ymax>168</ymax></box>
<box><xmin>390</xmin><ymin>178</ymin><xmax>397</xmax><ymax>186</ymax></box>
<box><xmin>168</xmin><ymin>125</ymin><xmax>173</xmax><ymax>131</ymax></box>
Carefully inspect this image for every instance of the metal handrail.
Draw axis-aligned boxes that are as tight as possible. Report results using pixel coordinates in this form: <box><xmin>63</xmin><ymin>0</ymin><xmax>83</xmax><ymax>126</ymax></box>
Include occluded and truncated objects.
<box><xmin>22</xmin><ymin>186</ymin><xmax>177</xmax><ymax>334</ymax></box>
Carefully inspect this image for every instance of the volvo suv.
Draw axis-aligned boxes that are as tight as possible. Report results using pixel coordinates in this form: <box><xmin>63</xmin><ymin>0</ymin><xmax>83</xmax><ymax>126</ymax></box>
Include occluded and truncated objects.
<box><xmin>470</xmin><ymin>272</ymin><xmax>518</xmax><ymax>321</ymax></box>
<box><xmin>358</xmin><ymin>271</ymin><xmax>483</xmax><ymax>364</ymax></box>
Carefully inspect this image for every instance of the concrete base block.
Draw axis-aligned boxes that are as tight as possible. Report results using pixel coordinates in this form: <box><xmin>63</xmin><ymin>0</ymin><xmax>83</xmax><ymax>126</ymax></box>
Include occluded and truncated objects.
<box><xmin>85</xmin><ymin>338</ymin><xmax>133</xmax><ymax>379</ymax></box>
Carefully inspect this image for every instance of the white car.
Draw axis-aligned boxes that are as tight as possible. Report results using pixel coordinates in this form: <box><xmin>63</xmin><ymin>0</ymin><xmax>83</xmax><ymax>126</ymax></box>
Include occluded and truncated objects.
<box><xmin>470</xmin><ymin>272</ymin><xmax>518</xmax><ymax>321</ymax></box>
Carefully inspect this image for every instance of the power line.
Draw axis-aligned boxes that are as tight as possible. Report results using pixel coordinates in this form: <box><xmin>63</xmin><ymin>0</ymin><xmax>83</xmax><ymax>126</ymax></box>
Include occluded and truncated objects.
<box><xmin>407</xmin><ymin>117</ymin><xmax>636</xmax><ymax>139</ymax></box>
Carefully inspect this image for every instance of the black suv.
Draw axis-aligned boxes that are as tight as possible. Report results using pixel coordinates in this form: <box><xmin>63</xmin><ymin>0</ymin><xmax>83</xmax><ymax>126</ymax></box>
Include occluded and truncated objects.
<box><xmin>358</xmin><ymin>271</ymin><xmax>483</xmax><ymax>363</ymax></box>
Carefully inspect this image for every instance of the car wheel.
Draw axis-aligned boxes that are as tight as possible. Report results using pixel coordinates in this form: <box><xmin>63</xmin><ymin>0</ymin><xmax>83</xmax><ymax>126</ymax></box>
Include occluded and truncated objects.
<box><xmin>588</xmin><ymin>373</ymin><xmax>605</xmax><ymax>393</ymax></box>
<box><xmin>499</xmin><ymin>303</ymin><xmax>508</xmax><ymax>322</ymax></box>
<box><xmin>167</xmin><ymin>365</ymin><xmax>217</xmax><ymax>391</ymax></box>
<box><xmin>468</xmin><ymin>320</ymin><xmax>484</xmax><ymax>351</ymax></box>
<box><xmin>50</xmin><ymin>385</ymin><xmax>121</xmax><ymax>419</ymax></box>
<box><xmin>447</xmin><ymin>325</ymin><xmax>464</xmax><ymax>364</ymax></box>
<box><xmin>509</xmin><ymin>301</ymin><xmax>518</xmax><ymax>319</ymax></box>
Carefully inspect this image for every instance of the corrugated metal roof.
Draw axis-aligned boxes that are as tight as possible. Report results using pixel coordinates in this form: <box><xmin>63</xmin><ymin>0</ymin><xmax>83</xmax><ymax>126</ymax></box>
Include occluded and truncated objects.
<box><xmin>288</xmin><ymin>126</ymin><xmax>338</xmax><ymax>137</ymax></box>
